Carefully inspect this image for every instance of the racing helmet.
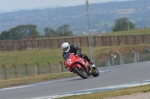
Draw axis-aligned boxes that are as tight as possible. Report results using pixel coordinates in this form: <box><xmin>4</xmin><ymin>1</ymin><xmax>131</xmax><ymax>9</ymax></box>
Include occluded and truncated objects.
<box><xmin>61</xmin><ymin>42</ymin><xmax>70</xmax><ymax>52</ymax></box>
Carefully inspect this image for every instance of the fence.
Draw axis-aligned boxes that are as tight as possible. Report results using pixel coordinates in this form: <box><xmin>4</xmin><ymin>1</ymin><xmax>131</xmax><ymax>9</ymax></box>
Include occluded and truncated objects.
<box><xmin>1</xmin><ymin>48</ymin><xmax>150</xmax><ymax>80</ymax></box>
<box><xmin>0</xmin><ymin>34</ymin><xmax>150</xmax><ymax>51</ymax></box>
<box><xmin>100</xmin><ymin>49</ymin><xmax>150</xmax><ymax>67</ymax></box>
<box><xmin>0</xmin><ymin>62</ymin><xmax>68</xmax><ymax>80</ymax></box>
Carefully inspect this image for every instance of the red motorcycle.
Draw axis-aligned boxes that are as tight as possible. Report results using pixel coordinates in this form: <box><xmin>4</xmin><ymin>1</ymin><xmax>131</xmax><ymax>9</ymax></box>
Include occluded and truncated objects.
<box><xmin>64</xmin><ymin>53</ymin><xmax>99</xmax><ymax>79</ymax></box>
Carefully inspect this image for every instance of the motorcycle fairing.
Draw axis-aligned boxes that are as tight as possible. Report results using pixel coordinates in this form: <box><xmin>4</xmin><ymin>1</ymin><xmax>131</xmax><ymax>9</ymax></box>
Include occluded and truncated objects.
<box><xmin>64</xmin><ymin>53</ymin><xmax>87</xmax><ymax>69</ymax></box>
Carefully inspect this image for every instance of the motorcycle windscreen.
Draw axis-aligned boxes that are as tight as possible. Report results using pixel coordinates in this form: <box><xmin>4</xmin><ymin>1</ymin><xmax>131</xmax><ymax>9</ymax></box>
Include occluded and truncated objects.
<box><xmin>64</xmin><ymin>53</ymin><xmax>77</xmax><ymax>60</ymax></box>
<box><xmin>64</xmin><ymin>53</ymin><xmax>78</xmax><ymax>62</ymax></box>
<box><xmin>63</xmin><ymin>52</ymin><xmax>70</xmax><ymax>60</ymax></box>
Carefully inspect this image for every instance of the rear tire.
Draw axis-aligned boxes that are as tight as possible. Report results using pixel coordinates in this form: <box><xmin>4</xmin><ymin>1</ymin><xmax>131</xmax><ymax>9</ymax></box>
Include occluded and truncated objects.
<box><xmin>73</xmin><ymin>66</ymin><xmax>88</xmax><ymax>79</ymax></box>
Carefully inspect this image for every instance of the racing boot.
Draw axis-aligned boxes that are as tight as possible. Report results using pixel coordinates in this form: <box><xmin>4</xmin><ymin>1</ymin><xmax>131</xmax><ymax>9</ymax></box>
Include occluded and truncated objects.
<box><xmin>88</xmin><ymin>61</ymin><xmax>95</xmax><ymax>73</ymax></box>
<box><xmin>88</xmin><ymin>66</ymin><xmax>93</xmax><ymax>73</ymax></box>
<box><xmin>89</xmin><ymin>61</ymin><xmax>96</xmax><ymax>67</ymax></box>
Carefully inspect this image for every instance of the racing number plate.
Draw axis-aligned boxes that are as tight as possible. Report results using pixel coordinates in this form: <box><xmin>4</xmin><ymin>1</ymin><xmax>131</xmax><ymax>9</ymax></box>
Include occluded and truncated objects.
<box><xmin>67</xmin><ymin>59</ymin><xmax>73</xmax><ymax>65</ymax></box>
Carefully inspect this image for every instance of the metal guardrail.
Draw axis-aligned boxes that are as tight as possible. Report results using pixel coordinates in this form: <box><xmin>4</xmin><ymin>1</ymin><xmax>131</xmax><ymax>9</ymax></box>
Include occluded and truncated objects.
<box><xmin>116</xmin><ymin>50</ymin><xmax>124</xmax><ymax>65</ymax></box>
<box><xmin>100</xmin><ymin>48</ymin><xmax>150</xmax><ymax>67</ymax></box>
<box><xmin>131</xmin><ymin>49</ymin><xmax>137</xmax><ymax>63</ymax></box>
<box><xmin>1</xmin><ymin>48</ymin><xmax>150</xmax><ymax>80</ymax></box>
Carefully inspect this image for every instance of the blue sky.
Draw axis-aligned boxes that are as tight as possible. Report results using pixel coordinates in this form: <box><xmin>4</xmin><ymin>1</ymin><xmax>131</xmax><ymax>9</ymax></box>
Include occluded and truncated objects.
<box><xmin>0</xmin><ymin>0</ymin><xmax>125</xmax><ymax>12</ymax></box>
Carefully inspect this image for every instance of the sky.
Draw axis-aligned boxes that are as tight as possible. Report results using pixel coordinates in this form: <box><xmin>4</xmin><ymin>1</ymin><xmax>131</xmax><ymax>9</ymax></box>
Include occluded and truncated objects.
<box><xmin>0</xmin><ymin>0</ymin><xmax>125</xmax><ymax>12</ymax></box>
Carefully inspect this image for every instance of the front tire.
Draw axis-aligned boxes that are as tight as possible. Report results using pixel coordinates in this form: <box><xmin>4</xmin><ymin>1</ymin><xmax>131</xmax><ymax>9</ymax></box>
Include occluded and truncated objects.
<box><xmin>92</xmin><ymin>67</ymin><xmax>99</xmax><ymax>77</ymax></box>
<box><xmin>73</xmin><ymin>66</ymin><xmax>88</xmax><ymax>79</ymax></box>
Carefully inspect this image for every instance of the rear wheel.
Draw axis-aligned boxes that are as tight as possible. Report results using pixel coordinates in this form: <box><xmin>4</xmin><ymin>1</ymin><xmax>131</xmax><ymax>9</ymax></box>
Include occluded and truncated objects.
<box><xmin>73</xmin><ymin>66</ymin><xmax>88</xmax><ymax>79</ymax></box>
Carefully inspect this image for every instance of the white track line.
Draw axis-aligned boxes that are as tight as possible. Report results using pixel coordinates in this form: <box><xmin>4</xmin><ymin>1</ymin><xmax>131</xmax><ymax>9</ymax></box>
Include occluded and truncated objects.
<box><xmin>29</xmin><ymin>80</ymin><xmax>150</xmax><ymax>99</ymax></box>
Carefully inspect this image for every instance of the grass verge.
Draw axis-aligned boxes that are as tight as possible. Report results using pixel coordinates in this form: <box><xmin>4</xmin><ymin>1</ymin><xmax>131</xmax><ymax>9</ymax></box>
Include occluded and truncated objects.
<box><xmin>1</xmin><ymin>44</ymin><xmax>150</xmax><ymax>67</ymax></box>
<box><xmin>101</xmin><ymin>28</ymin><xmax>150</xmax><ymax>36</ymax></box>
<box><xmin>58</xmin><ymin>84</ymin><xmax>150</xmax><ymax>99</ymax></box>
<box><xmin>0</xmin><ymin>72</ymin><xmax>76</xmax><ymax>89</ymax></box>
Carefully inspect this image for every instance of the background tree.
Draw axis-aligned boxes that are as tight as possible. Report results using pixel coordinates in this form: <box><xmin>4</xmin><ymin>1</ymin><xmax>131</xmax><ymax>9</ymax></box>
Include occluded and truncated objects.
<box><xmin>44</xmin><ymin>27</ymin><xmax>57</xmax><ymax>38</ymax></box>
<box><xmin>112</xmin><ymin>18</ymin><xmax>135</xmax><ymax>32</ymax></box>
<box><xmin>25</xmin><ymin>24</ymin><xmax>39</xmax><ymax>38</ymax></box>
<box><xmin>57</xmin><ymin>24</ymin><xmax>73</xmax><ymax>36</ymax></box>
<box><xmin>0</xmin><ymin>31</ymin><xmax>10</xmax><ymax>40</ymax></box>
<box><xmin>7</xmin><ymin>24</ymin><xmax>39</xmax><ymax>40</ymax></box>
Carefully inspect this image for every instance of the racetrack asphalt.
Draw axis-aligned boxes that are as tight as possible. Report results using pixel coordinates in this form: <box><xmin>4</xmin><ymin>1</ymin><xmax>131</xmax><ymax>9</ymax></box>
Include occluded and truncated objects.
<box><xmin>0</xmin><ymin>61</ymin><xmax>150</xmax><ymax>99</ymax></box>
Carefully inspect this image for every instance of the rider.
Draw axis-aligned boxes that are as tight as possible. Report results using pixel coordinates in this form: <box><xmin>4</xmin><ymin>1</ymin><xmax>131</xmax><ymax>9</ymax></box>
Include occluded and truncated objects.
<box><xmin>61</xmin><ymin>42</ymin><xmax>95</xmax><ymax>68</ymax></box>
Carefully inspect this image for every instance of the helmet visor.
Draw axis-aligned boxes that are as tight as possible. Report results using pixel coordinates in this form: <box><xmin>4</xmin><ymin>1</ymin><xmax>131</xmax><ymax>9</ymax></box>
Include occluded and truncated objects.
<box><xmin>63</xmin><ymin>47</ymin><xmax>69</xmax><ymax>51</ymax></box>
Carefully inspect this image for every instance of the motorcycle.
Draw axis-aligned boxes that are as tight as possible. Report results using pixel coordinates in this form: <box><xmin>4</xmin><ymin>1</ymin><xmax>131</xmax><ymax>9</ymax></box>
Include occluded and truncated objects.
<box><xmin>64</xmin><ymin>53</ymin><xmax>99</xmax><ymax>79</ymax></box>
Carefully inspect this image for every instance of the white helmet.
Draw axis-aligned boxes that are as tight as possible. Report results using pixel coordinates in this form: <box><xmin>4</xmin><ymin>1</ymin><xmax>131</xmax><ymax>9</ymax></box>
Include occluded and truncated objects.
<box><xmin>61</xmin><ymin>42</ymin><xmax>70</xmax><ymax>52</ymax></box>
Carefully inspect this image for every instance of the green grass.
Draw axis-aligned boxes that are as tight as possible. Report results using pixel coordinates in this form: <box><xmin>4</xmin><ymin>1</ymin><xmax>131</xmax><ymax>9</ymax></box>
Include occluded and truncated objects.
<box><xmin>53</xmin><ymin>28</ymin><xmax>150</xmax><ymax>37</ymax></box>
<box><xmin>58</xmin><ymin>84</ymin><xmax>150</xmax><ymax>99</ymax></box>
<box><xmin>100</xmin><ymin>28</ymin><xmax>150</xmax><ymax>36</ymax></box>
<box><xmin>0</xmin><ymin>72</ymin><xmax>76</xmax><ymax>89</ymax></box>
<box><xmin>0</xmin><ymin>28</ymin><xmax>150</xmax><ymax>98</ymax></box>
<box><xmin>1</xmin><ymin>44</ymin><xmax>150</xmax><ymax>79</ymax></box>
<box><xmin>0</xmin><ymin>47</ymin><xmax>102</xmax><ymax>67</ymax></box>
<box><xmin>1</xmin><ymin>28</ymin><xmax>150</xmax><ymax>67</ymax></box>
<box><xmin>1</xmin><ymin>44</ymin><xmax>150</xmax><ymax>67</ymax></box>
<box><xmin>0</xmin><ymin>49</ymin><xmax>64</xmax><ymax>66</ymax></box>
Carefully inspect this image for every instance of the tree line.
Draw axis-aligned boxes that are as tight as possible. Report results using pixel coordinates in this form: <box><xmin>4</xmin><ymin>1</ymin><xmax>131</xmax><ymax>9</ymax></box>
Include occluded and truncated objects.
<box><xmin>0</xmin><ymin>18</ymin><xmax>135</xmax><ymax>40</ymax></box>
<box><xmin>0</xmin><ymin>24</ymin><xmax>73</xmax><ymax>40</ymax></box>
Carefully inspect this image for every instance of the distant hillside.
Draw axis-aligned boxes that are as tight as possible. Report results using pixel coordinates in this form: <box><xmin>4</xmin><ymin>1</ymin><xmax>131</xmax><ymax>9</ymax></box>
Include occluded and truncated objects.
<box><xmin>0</xmin><ymin>0</ymin><xmax>150</xmax><ymax>35</ymax></box>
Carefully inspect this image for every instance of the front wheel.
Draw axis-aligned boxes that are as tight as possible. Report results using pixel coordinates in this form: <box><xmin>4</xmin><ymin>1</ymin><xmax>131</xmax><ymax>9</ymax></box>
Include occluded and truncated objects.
<box><xmin>92</xmin><ymin>67</ymin><xmax>99</xmax><ymax>77</ymax></box>
<box><xmin>73</xmin><ymin>66</ymin><xmax>88</xmax><ymax>79</ymax></box>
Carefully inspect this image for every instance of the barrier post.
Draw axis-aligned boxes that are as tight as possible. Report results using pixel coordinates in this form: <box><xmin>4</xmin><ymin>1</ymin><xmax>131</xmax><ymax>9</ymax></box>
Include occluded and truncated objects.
<box><xmin>47</xmin><ymin>62</ymin><xmax>52</xmax><ymax>73</ymax></box>
<box><xmin>36</xmin><ymin>62</ymin><xmax>40</xmax><ymax>75</ymax></box>
<box><xmin>131</xmin><ymin>49</ymin><xmax>137</xmax><ymax>63</ymax></box>
<box><xmin>24</xmin><ymin>63</ymin><xmax>28</xmax><ymax>76</ymax></box>
<box><xmin>59</xmin><ymin>61</ymin><xmax>64</xmax><ymax>72</ymax></box>
<box><xmin>2</xmin><ymin>65</ymin><xmax>7</xmax><ymax>79</ymax></box>
<box><xmin>13</xmin><ymin>64</ymin><xmax>18</xmax><ymax>77</ymax></box>
<box><xmin>116</xmin><ymin>50</ymin><xmax>124</xmax><ymax>65</ymax></box>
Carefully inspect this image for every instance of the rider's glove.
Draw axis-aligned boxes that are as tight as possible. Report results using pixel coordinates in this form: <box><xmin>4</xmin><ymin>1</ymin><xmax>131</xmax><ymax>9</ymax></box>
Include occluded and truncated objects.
<box><xmin>76</xmin><ymin>50</ymin><xmax>81</xmax><ymax>55</ymax></box>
